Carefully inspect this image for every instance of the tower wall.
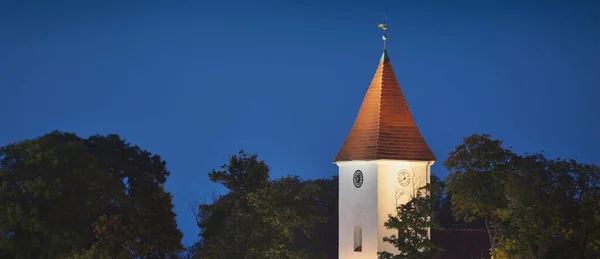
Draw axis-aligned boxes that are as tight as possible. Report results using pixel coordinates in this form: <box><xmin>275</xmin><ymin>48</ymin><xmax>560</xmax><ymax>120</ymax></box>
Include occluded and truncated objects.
<box><xmin>338</xmin><ymin>162</ymin><xmax>378</xmax><ymax>259</ymax></box>
<box><xmin>337</xmin><ymin>160</ymin><xmax>433</xmax><ymax>258</ymax></box>
<box><xmin>376</xmin><ymin>160</ymin><xmax>433</xmax><ymax>253</ymax></box>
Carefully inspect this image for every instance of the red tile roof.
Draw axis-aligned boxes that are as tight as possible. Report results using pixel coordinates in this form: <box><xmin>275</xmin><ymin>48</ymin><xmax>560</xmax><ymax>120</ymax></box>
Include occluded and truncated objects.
<box><xmin>335</xmin><ymin>50</ymin><xmax>436</xmax><ymax>162</ymax></box>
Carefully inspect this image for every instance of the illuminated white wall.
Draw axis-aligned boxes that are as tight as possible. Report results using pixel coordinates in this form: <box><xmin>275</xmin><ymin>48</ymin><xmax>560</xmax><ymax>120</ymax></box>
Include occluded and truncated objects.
<box><xmin>338</xmin><ymin>162</ymin><xmax>378</xmax><ymax>259</ymax></box>
<box><xmin>337</xmin><ymin>160</ymin><xmax>433</xmax><ymax>258</ymax></box>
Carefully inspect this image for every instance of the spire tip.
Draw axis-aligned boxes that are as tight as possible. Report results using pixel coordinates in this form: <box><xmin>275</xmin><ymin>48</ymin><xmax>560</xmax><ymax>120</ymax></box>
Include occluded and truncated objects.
<box><xmin>379</xmin><ymin>14</ymin><xmax>388</xmax><ymax>50</ymax></box>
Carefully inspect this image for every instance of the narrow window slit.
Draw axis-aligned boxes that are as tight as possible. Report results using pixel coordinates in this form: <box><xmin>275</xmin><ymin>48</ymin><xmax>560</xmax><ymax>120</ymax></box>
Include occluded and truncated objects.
<box><xmin>354</xmin><ymin>226</ymin><xmax>362</xmax><ymax>252</ymax></box>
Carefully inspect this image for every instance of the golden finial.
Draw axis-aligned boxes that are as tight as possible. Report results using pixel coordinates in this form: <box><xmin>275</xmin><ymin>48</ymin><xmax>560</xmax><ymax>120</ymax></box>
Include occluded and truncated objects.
<box><xmin>378</xmin><ymin>14</ymin><xmax>388</xmax><ymax>50</ymax></box>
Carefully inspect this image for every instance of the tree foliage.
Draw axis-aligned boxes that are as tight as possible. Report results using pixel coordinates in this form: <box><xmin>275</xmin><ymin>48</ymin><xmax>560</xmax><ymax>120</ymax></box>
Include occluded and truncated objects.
<box><xmin>443</xmin><ymin>134</ymin><xmax>513</xmax><ymax>258</ymax></box>
<box><xmin>444</xmin><ymin>133</ymin><xmax>600</xmax><ymax>259</ymax></box>
<box><xmin>0</xmin><ymin>131</ymin><xmax>183</xmax><ymax>258</ymax></box>
<box><xmin>295</xmin><ymin>176</ymin><xmax>338</xmax><ymax>258</ymax></box>
<box><xmin>497</xmin><ymin>154</ymin><xmax>600</xmax><ymax>258</ymax></box>
<box><xmin>378</xmin><ymin>177</ymin><xmax>444</xmax><ymax>259</ymax></box>
<box><xmin>194</xmin><ymin>151</ymin><xmax>330</xmax><ymax>258</ymax></box>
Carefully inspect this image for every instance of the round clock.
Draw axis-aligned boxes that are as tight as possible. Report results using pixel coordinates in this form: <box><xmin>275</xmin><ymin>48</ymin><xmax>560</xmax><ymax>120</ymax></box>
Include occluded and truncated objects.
<box><xmin>398</xmin><ymin>170</ymin><xmax>411</xmax><ymax>187</ymax></box>
<box><xmin>353</xmin><ymin>170</ymin><xmax>363</xmax><ymax>188</ymax></box>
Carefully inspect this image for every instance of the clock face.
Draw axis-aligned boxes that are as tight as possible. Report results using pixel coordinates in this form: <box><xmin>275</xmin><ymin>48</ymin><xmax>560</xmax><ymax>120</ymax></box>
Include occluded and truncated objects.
<box><xmin>353</xmin><ymin>170</ymin><xmax>363</xmax><ymax>188</ymax></box>
<box><xmin>398</xmin><ymin>170</ymin><xmax>411</xmax><ymax>187</ymax></box>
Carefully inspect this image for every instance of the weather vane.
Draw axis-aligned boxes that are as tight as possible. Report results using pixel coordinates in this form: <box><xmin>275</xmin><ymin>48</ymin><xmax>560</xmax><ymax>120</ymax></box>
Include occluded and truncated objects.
<box><xmin>378</xmin><ymin>14</ymin><xmax>388</xmax><ymax>50</ymax></box>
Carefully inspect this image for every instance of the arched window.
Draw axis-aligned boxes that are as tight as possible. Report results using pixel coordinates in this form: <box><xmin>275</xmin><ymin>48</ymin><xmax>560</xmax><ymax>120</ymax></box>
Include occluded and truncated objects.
<box><xmin>354</xmin><ymin>226</ymin><xmax>362</xmax><ymax>252</ymax></box>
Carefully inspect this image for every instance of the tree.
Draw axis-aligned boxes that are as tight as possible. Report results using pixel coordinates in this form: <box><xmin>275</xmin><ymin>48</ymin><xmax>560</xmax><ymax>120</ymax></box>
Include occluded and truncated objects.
<box><xmin>0</xmin><ymin>132</ymin><xmax>113</xmax><ymax>258</ymax></box>
<box><xmin>0</xmin><ymin>131</ymin><xmax>183</xmax><ymax>258</ymax></box>
<box><xmin>244</xmin><ymin>175</ymin><xmax>324</xmax><ymax>258</ymax></box>
<box><xmin>378</xmin><ymin>178</ymin><xmax>444</xmax><ymax>259</ymax></box>
<box><xmin>207</xmin><ymin>151</ymin><xmax>270</xmax><ymax>195</ymax></box>
<box><xmin>295</xmin><ymin>176</ymin><xmax>338</xmax><ymax>259</ymax></box>
<box><xmin>499</xmin><ymin>155</ymin><xmax>600</xmax><ymax>258</ymax></box>
<box><xmin>195</xmin><ymin>151</ymin><xmax>325</xmax><ymax>258</ymax></box>
<box><xmin>445</xmin><ymin>133</ymin><xmax>600</xmax><ymax>259</ymax></box>
<box><xmin>443</xmin><ymin>134</ymin><xmax>513</xmax><ymax>258</ymax></box>
<box><xmin>183</xmin><ymin>242</ymin><xmax>202</xmax><ymax>259</ymax></box>
<box><xmin>564</xmin><ymin>160</ymin><xmax>600</xmax><ymax>258</ymax></box>
<box><xmin>495</xmin><ymin>153</ymin><xmax>561</xmax><ymax>258</ymax></box>
<box><xmin>81</xmin><ymin>134</ymin><xmax>183</xmax><ymax>258</ymax></box>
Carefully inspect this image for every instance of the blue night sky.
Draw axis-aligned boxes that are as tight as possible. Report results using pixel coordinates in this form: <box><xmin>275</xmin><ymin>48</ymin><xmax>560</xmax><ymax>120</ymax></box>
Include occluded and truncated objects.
<box><xmin>1</xmin><ymin>0</ymin><xmax>598</xmax><ymax>246</ymax></box>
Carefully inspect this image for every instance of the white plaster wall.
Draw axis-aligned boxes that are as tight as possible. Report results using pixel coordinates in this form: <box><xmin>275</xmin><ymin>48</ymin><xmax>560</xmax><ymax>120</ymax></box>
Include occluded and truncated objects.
<box><xmin>338</xmin><ymin>162</ymin><xmax>379</xmax><ymax>259</ymax></box>
<box><xmin>376</xmin><ymin>160</ymin><xmax>433</xmax><ymax>253</ymax></box>
<box><xmin>337</xmin><ymin>160</ymin><xmax>433</xmax><ymax>258</ymax></box>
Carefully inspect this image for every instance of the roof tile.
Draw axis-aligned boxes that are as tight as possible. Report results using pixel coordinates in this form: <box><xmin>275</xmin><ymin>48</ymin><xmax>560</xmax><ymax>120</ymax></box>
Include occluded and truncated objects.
<box><xmin>334</xmin><ymin>50</ymin><xmax>436</xmax><ymax>162</ymax></box>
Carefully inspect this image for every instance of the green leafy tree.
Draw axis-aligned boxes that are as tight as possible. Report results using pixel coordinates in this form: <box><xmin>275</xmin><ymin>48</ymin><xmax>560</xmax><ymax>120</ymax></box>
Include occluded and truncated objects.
<box><xmin>195</xmin><ymin>151</ymin><xmax>325</xmax><ymax>258</ymax></box>
<box><xmin>500</xmin><ymin>155</ymin><xmax>600</xmax><ymax>259</ymax></box>
<box><xmin>0</xmin><ymin>132</ymin><xmax>114</xmax><ymax>258</ymax></box>
<box><xmin>81</xmin><ymin>134</ymin><xmax>183</xmax><ymax>258</ymax></box>
<box><xmin>245</xmin><ymin>175</ymin><xmax>324</xmax><ymax>258</ymax></box>
<box><xmin>0</xmin><ymin>131</ymin><xmax>183</xmax><ymax>258</ymax></box>
<box><xmin>207</xmin><ymin>151</ymin><xmax>270</xmax><ymax>195</ymax></box>
<box><xmin>182</xmin><ymin>242</ymin><xmax>202</xmax><ymax>259</ymax></box>
<box><xmin>444</xmin><ymin>134</ymin><xmax>513</xmax><ymax>258</ymax></box>
<box><xmin>564</xmin><ymin>160</ymin><xmax>600</xmax><ymax>258</ymax></box>
<box><xmin>496</xmin><ymin>154</ymin><xmax>561</xmax><ymax>258</ymax></box>
<box><xmin>195</xmin><ymin>151</ymin><xmax>270</xmax><ymax>258</ymax></box>
<box><xmin>295</xmin><ymin>176</ymin><xmax>338</xmax><ymax>259</ymax></box>
<box><xmin>445</xmin><ymin>133</ymin><xmax>600</xmax><ymax>259</ymax></box>
<box><xmin>378</xmin><ymin>178</ymin><xmax>444</xmax><ymax>259</ymax></box>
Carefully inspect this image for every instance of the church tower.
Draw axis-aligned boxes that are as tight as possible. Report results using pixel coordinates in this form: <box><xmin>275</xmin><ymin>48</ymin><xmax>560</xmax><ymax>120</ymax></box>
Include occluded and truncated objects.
<box><xmin>335</xmin><ymin>22</ymin><xmax>436</xmax><ymax>258</ymax></box>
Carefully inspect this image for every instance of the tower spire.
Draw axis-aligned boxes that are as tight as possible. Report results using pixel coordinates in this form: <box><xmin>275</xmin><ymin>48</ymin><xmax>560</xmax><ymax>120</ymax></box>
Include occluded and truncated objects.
<box><xmin>334</xmin><ymin>17</ymin><xmax>435</xmax><ymax>162</ymax></box>
<box><xmin>335</xmin><ymin>20</ymin><xmax>435</xmax><ymax>258</ymax></box>
<box><xmin>378</xmin><ymin>14</ymin><xmax>388</xmax><ymax>50</ymax></box>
